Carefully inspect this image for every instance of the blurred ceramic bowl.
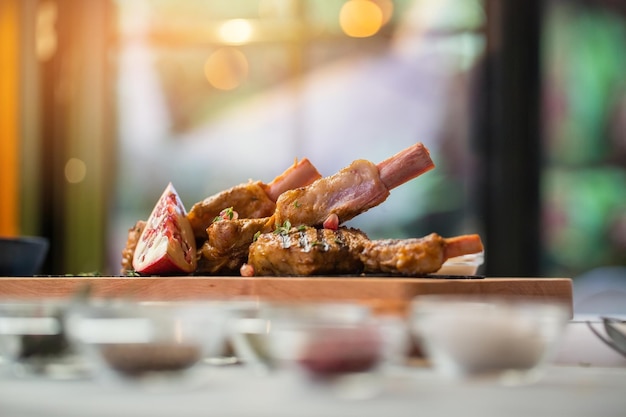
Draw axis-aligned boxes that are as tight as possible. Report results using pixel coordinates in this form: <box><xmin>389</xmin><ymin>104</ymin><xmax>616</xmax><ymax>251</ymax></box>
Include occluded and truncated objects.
<box><xmin>433</xmin><ymin>251</ymin><xmax>484</xmax><ymax>276</ymax></box>
<box><xmin>409</xmin><ymin>295</ymin><xmax>569</xmax><ymax>385</ymax></box>
<box><xmin>249</xmin><ymin>302</ymin><xmax>397</xmax><ymax>380</ymax></box>
<box><xmin>0</xmin><ymin>299</ymin><xmax>88</xmax><ymax>379</ymax></box>
<box><xmin>65</xmin><ymin>300</ymin><xmax>229</xmax><ymax>384</ymax></box>
<box><xmin>0</xmin><ymin>236</ymin><xmax>49</xmax><ymax>276</ymax></box>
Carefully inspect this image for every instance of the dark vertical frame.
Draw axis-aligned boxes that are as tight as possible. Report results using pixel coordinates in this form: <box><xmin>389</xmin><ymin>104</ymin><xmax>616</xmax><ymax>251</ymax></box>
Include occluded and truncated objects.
<box><xmin>476</xmin><ymin>0</ymin><xmax>544</xmax><ymax>276</ymax></box>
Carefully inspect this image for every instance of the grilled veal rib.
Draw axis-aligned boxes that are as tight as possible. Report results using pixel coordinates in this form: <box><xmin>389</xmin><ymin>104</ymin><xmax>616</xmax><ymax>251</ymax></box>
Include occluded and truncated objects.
<box><xmin>272</xmin><ymin>143</ymin><xmax>435</xmax><ymax>227</ymax></box>
<box><xmin>359</xmin><ymin>234</ymin><xmax>484</xmax><ymax>276</ymax></box>
<box><xmin>187</xmin><ymin>158</ymin><xmax>321</xmax><ymax>239</ymax></box>
<box><xmin>247</xmin><ymin>226</ymin><xmax>483</xmax><ymax>276</ymax></box>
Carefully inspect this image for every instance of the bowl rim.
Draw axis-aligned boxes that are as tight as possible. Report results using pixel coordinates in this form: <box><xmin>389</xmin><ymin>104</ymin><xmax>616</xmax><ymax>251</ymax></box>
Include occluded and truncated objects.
<box><xmin>0</xmin><ymin>235</ymin><xmax>49</xmax><ymax>245</ymax></box>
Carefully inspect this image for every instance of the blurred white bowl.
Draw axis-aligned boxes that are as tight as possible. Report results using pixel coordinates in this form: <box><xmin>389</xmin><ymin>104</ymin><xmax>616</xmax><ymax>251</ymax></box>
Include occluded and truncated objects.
<box><xmin>409</xmin><ymin>295</ymin><xmax>569</xmax><ymax>385</ymax></box>
<box><xmin>248</xmin><ymin>302</ymin><xmax>411</xmax><ymax>380</ymax></box>
<box><xmin>0</xmin><ymin>299</ymin><xmax>88</xmax><ymax>379</ymax></box>
<box><xmin>65</xmin><ymin>300</ymin><xmax>229</xmax><ymax>385</ymax></box>
<box><xmin>240</xmin><ymin>301</ymin><xmax>401</xmax><ymax>399</ymax></box>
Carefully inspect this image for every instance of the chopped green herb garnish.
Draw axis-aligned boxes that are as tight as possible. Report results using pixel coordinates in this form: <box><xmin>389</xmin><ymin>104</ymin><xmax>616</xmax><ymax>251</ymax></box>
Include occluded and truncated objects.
<box><xmin>213</xmin><ymin>207</ymin><xmax>236</xmax><ymax>223</ymax></box>
<box><xmin>293</xmin><ymin>201</ymin><xmax>301</xmax><ymax>208</ymax></box>
<box><xmin>223</xmin><ymin>207</ymin><xmax>235</xmax><ymax>219</ymax></box>
<box><xmin>310</xmin><ymin>240</ymin><xmax>330</xmax><ymax>251</ymax></box>
<box><xmin>253</xmin><ymin>231</ymin><xmax>261</xmax><ymax>242</ymax></box>
<box><xmin>274</xmin><ymin>220</ymin><xmax>292</xmax><ymax>235</ymax></box>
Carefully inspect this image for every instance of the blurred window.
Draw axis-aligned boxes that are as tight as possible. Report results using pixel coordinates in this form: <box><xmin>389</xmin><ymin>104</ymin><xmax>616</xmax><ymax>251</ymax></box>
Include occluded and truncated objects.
<box><xmin>541</xmin><ymin>0</ymin><xmax>626</xmax><ymax>278</ymax></box>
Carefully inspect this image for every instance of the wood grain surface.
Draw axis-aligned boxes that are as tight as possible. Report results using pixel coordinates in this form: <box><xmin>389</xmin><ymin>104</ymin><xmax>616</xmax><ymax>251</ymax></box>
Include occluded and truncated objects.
<box><xmin>0</xmin><ymin>276</ymin><xmax>573</xmax><ymax>317</ymax></box>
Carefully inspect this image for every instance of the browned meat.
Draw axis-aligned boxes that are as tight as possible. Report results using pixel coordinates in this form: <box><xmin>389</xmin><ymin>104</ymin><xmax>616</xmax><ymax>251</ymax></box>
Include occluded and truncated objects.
<box><xmin>122</xmin><ymin>143</ymin><xmax>443</xmax><ymax>276</ymax></box>
<box><xmin>187</xmin><ymin>181</ymin><xmax>275</xmax><ymax>240</ymax></box>
<box><xmin>248</xmin><ymin>226</ymin><xmax>370</xmax><ymax>276</ymax></box>
<box><xmin>360</xmin><ymin>233</ymin><xmax>484</xmax><ymax>275</ymax></box>
<box><xmin>359</xmin><ymin>234</ymin><xmax>466</xmax><ymax>275</ymax></box>
<box><xmin>248</xmin><ymin>227</ymin><xmax>483</xmax><ymax>277</ymax></box>
<box><xmin>197</xmin><ymin>217</ymin><xmax>273</xmax><ymax>275</ymax></box>
<box><xmin>197</xmin><ymin>157</ymin><xmax>388</xmax><ymax>275</ymax></box>
<box><xmin>273</xmin><ymin>143</ymin><xmax>434</xmax><ymax>227</ymax></box>
<box><xmin>201</xmin><ymin>143</ymin><xmax>436</xmax><ymax>275</ymax></box>
<box><xmin>120</xmin><ymin>220</ymin><xmax>146</xmax><ymax>274</ymax></box>
<box><xmin>359</xmin><ymin>235</ymin><xmax>448</xmax><ymax>276</ymax></box>
<box><xmin>187</xmin><ymin>158</ymin><xmax>321</xmax><ymax>239</ymax></box>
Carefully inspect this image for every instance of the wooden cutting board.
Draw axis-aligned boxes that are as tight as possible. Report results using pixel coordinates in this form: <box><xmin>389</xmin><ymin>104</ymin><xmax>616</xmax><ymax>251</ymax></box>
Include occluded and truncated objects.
<box><xmin>0</xmin><ymin>276</ymin><xmax>573</xmax><ymax>317</ymax></box>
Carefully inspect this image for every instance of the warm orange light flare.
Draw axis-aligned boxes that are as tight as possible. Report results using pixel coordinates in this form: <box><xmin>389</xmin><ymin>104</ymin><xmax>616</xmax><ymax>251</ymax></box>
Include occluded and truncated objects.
<box><xmin>204</xmin><ymin>48</ymin><xmax>249</xmax><ymax>91</ymax></box>
<box><xmin>0</xmin><ymin>0</ymin><xmax>20</xmax><ymax>236</ymax></box>
<box><xmin>339</xmin><ymin>0</ymin><xmax>384</xmax><ymax>38</ymax></box>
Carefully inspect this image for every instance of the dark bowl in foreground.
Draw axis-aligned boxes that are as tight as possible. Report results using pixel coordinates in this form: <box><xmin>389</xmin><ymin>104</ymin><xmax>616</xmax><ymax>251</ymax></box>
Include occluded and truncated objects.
<box><xmin>0</xmin><ymin>236</ymin><xmax>49</xmax><ymax>276</ymax></box>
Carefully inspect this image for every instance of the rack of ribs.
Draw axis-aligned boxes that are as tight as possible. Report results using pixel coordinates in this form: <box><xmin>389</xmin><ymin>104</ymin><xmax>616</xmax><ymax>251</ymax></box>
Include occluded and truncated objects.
<box><xmin>197</xmin><ymin>142</ymin><xmax>437</xmax><ymax>275</ymax></box>
<box><xmin>248</xmin><ymin>226</ymin><xmax>484</xmax><ymax>277</ymax></box>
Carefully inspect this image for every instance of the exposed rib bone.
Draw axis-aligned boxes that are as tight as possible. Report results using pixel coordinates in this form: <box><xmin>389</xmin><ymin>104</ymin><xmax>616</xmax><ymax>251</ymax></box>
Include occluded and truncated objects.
<box><xmin>377</xmin><ymin>143</ymin><xmax>435</xmax><ymax>190</ymax></box>
<box><xmin>264</xmin><ymin>158</ymin><xmax>321</xmax><ymax>202</ymax></box>
<box><xmin>443</xmin><ymin>234</ymin><xmax>485</xmax><ymax>260</ymax></box>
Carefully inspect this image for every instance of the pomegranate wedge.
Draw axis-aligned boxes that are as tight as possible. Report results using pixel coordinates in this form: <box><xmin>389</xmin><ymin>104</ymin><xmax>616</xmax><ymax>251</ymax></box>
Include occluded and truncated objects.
<box><xmin>132</xmin><ymin>183</ymin><xmax>197</xmax><ymax>274</ymax></box>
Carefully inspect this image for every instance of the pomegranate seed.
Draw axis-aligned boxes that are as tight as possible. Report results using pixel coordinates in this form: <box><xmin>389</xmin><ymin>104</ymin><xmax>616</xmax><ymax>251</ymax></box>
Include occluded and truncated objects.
<box><xmin>218</xmin><ymin>207</ymin><xmax>239</xmax><ymax>221</ymax></box>
<box><xmin>240</xmin><ymin>263</ymin><xmax>255</xmax><ymax>277</ymax></box>
<box><xmin>323</xmin><ymin>213</ymin><xmax>339</xmax><ymax>230</ymax></box>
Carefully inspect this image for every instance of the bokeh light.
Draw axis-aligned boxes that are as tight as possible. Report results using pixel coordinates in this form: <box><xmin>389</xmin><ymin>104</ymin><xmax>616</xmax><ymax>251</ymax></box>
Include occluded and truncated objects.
<box><xmin>204</xmin><ymin>47</ymin><xmax>249</xmax><ymax>90</ymax></box>
<box><xmin>36</xmin><ymin>0</ymin><xmax>57</xmax><ymax>62</ymax></box>
<box><xmin>339</xmin><ymin>0</ymin><xmax>383</xmax><ymax>38</ymax></box>
<box><xmin>65</xmin><ymin>158</ymin><xmax>87</xmax><ymax>184</ymax></box>
<box><xmin>373</xmin><ymin>0</ymin><xmax>394</xmax><ymax>25</ymax></box>
<box><xmin>219</xmin><ymin>19</ymin><xmax>253</xmax><ymax>45</ymax></box>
